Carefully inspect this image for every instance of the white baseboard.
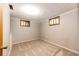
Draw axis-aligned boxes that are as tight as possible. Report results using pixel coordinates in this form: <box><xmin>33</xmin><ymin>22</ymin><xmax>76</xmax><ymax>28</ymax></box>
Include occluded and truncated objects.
<box><xmin>12</xmin><ymin>38</ymin><xmax>40</xmax><ymax>45</ymax></box>
<box><xmin>42</xmin><ymin>37</ymin><xmax>79</xmax><ymax>55</ymax></box>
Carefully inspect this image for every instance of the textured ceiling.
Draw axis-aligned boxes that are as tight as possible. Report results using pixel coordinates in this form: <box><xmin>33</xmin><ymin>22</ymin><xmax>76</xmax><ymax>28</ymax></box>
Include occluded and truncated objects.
<box><xmin>10</xmin><ymin>3</ymin><xmax>78</xmax><ymax>22</ymax></box>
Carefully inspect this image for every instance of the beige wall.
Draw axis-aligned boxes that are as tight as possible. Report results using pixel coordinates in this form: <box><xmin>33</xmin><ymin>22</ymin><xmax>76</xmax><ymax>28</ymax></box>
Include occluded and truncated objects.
<box><xmin>41</xmin><ymin>8</ymin><xmax>79</xmax><ymax>53</ymax></box>
<box><xmin>11</xmin><ymin>17</ymin><xmax>40</xmax><ymax>44</ymax></box>
<box><xmin>2</xmin><ymin>4</ymin><xmax>11</xmax><ymax>56</ymax></box>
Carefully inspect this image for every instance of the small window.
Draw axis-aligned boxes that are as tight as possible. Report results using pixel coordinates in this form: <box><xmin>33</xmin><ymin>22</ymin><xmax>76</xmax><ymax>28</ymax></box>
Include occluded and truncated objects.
<box><xmin>20</xmin><ymin>20</ymin><xmax>30</xmax><ymax>27</ymax></box>
<box><xmin>49</xmin><ymin>16</ymin><xmax>60</xmax><ymax>26</ymax></box>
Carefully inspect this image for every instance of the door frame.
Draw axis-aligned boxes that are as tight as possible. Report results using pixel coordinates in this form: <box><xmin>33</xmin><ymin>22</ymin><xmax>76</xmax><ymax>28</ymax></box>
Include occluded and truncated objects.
<box><xmin>0</xmin><ymin>4</ymin><xmax>3</xmax><ymax>56</ymax></box>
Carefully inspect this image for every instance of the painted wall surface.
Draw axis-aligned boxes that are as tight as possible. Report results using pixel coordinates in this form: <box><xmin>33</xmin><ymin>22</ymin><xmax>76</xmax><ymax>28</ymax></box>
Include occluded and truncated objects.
<box><xmin>2</xmin><ymin>4</ymin><xmax>11</xmax><ymax>56</ymax></box>
<box><xmin>41</xmin><ymin>9</ymin><xmax>79</xmax><ymax>52</ymax></box>
<box><xmin>11</xmin><ymin>17</ymin><xmax>40</xmax><ymax>44</ymax></box>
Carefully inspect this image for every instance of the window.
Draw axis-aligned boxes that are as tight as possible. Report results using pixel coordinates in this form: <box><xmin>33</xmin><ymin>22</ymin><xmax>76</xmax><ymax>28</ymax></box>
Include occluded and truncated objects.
<box><xmin>49</xmin><ymin>16</ymin><xmax>60</xmax><ymax>26</ymax></box>
<box><xmin>20</xmin><ymin>20</ymin><xmax>30</xmax><ymax>27</ymax></box>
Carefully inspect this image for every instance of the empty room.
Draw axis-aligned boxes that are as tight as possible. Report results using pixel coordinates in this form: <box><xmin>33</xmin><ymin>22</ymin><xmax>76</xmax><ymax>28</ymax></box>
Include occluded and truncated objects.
<box><xmin>0</xmin><ymin>3</ymin><xmax>79</xmax><ymax>56</ymax></box>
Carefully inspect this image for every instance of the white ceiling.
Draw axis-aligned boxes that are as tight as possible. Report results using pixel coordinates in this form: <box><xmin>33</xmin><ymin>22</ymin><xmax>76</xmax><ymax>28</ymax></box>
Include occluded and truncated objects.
<box><xmin>10</xmin><ymin>3</ymin><xmax>78</xmax><ymax>22</ymax></box>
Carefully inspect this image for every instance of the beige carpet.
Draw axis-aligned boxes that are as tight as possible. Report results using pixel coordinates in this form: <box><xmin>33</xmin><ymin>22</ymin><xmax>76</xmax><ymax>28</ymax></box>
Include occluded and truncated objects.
<box><xmin>10</xmin><ymin>39</ymin><xmax>79</xmax><ymax>56</ymax></box>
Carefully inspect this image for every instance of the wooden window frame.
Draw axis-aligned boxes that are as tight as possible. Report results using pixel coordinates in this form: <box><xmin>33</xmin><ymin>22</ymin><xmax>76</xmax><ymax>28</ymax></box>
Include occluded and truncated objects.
<box><xmin>49</xmin><ymin>16</ymin><xmax>60</xmax><ymax>26</ymax></box>
<box><xmin>20</xmin><ymin>20</ymin><xmax>30</xmax><ymax>27</ymax></box>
